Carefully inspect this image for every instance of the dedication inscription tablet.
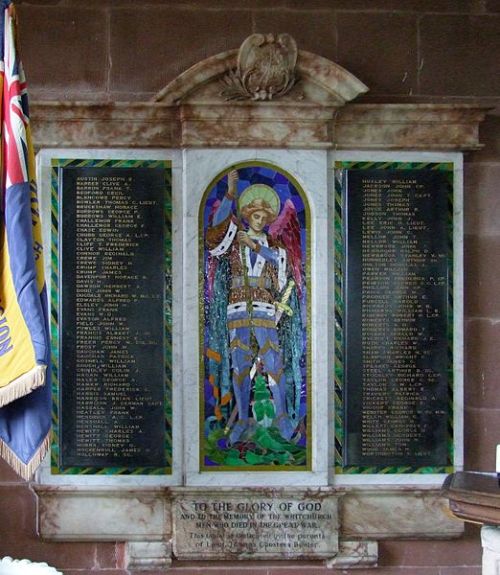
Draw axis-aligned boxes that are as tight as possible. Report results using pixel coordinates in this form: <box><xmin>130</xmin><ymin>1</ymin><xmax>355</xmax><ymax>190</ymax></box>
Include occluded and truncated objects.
<box><xmin>52</xmin><ymin>159</ymin><xmax>172</xmax><ymax>473</ymax></box>
<box><xmin>335</xmin><ymin>161</ymin><xmax>453</xmax><ymax>472</ymax></box>
<box><xmin>173</xmin><ymin>489</ymin><xmax>338</xmax><ymax>560</ymax></box>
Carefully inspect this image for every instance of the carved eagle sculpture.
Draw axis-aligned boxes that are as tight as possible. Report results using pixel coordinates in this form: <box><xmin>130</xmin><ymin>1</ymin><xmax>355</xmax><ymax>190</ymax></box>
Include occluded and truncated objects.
<box><xmin>221</xmin><ymin>33</ymin><xmax>298</xmax><ymax>101</ymax></box>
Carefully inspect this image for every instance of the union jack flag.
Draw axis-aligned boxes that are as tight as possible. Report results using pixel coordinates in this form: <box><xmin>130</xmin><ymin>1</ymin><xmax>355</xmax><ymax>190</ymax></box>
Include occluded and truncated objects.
<box><xmin>0</xmin><ymin>0</ymin><xmax>51</xmax><ymax>479</ymax></box>
<box><xmin>2</xmin><ymin>7</ymin><xmax>30</xmax><ymax>190</ymax></box>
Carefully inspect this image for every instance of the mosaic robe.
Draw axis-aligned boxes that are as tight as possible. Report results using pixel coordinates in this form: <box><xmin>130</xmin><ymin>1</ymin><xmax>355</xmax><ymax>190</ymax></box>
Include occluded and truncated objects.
<box><xmin>206</xmin><ymin>196</ymin><xmax>294</xmax><ymax>443</ymax></box>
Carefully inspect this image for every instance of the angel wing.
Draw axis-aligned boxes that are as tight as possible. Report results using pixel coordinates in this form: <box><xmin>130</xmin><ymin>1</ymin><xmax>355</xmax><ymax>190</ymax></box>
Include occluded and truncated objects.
<box><xmin>206</xmin><ymin>199</ymin><xmax>221</xmax><ymax>300</ymax></box>
<box><xmin>268</xmin><ymin>198</ymin><xmax>303</xmax><ymax>298</ymax></box>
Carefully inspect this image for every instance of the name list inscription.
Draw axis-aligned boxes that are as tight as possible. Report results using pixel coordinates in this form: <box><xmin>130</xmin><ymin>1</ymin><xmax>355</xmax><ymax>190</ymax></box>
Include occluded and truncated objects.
<box><xmin>344</xmin><ymin>168</ymin><xmax>451</xmax><ymax>468</ymax></box>
<box><xmin>59</xmin><ymin>166</ymin><xmax>166</xmax><ymax>469</ymax></box>
<box><xmin>173</xmin><ymin>492</ymin><xmax>338</xmax><ymax>559</ymax></box>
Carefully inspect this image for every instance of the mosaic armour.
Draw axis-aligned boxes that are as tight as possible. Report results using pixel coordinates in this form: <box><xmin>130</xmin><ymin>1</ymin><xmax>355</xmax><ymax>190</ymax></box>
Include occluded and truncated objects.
<box><xmin>206</xmin><ymin>214</ymin><xmax>285</xmax><ymax>308</ymax></box>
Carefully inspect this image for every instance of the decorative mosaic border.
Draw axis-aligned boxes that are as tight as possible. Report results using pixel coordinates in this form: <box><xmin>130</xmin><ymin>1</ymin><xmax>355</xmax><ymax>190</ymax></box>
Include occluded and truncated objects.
<box><xmin>50</xmin><ymin>158</ymin><xmax>172</xmax><ymax>475</ymax></box>
<box><xmin>198</xmin><ymin>161</ymin><xmax>312</xmax><ymax>472</ymax></box>
<box><xmin>334</xmin><ymin>161</ymin><xmax>454</xmax><ymax>475</ymax></box>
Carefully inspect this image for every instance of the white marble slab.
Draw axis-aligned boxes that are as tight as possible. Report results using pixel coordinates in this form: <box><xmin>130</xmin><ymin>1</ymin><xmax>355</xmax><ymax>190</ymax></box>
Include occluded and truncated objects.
<box><xmin>36</xmin><ymin>148</ymin><xmax>183</xmax><ymax>486</ymax></box>
<box><xmin>183</xmin><ymin>148</ymin><xmax>329</xmax><ymax>486</ymax></box>
<box><xmin>33</xmin><ymin>147</ymin><xmax>464</xmax><ymax>492</ymax></box>
<box><xmin>35</xmin><ymin>486</ymin><xmax>168</xmax><ymax>541</ymax></box>
<box><xmin>331</xmin><ymin>150</ymin><xmax>464</xmax><ymax>487</ymax></box>
<box><xmin>339</xmin><ymin>485</ymin><xmax>463</xmax><ymax>538</ymax></box>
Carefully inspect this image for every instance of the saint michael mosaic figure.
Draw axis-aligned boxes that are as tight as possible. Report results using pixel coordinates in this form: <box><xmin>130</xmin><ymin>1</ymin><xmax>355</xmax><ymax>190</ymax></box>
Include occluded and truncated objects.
<box><xmin>202</xmin><ymin>164</ymin><xmax>309</xmax><ymax>468</ymax></box>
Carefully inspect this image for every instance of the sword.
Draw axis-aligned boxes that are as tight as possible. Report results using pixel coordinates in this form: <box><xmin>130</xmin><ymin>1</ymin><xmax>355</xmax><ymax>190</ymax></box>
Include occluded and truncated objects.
<box><xmin>275</xmin><ymin>279</ymin><xmax>295</xmax><ymax>324</ymax></box>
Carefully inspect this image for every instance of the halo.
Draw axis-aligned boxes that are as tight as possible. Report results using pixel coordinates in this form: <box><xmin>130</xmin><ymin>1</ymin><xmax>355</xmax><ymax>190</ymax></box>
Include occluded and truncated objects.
<box><xmin>237</xmin><ymin>184</ymin><xmax>280</xmax><ymax>216</ymax></box>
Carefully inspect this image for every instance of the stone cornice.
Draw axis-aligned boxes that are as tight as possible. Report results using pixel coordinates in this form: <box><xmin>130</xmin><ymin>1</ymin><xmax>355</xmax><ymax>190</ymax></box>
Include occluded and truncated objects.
<box><xmin>30</xmin><ymin>101</ymin><xmax>489</xmax><ymax>151</ymax></box>
<box><xmin>334</xmin><ymin>103</ymin><xmax>489</xmax><ymax>150</ymax></box>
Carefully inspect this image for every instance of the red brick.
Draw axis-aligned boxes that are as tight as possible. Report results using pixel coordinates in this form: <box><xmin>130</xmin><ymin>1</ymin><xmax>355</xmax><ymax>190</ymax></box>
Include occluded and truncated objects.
<box><xmin>96</xmin><ymin>543</ymin><xmax>119</xmax><ymax>569</ymax></box>
<box><xmin>0</xmin><ymin>485</ymin><xmax>117</xmax><ymax>570</ymax></box>
<box><xmin>28</xmin><ymin>0</ymin><xmax>489</xmax><ymax>9</ymax></box>
<box><xmin>268</xmin><ymin>568</ymin><xmax>439</xmax><ymax>575</ymax></box>
<box><xmin>0</xmin><ymin>485</ymin><xmax>34</xmax><ymax>538</ymax></box>
<box><xmin>169</xmin><ymin>561</ymin><xmax>303</xmax><ymax>572</ymax></box>
<box><xmin>164</xmin><ymin>567</ymin><xmax>274</xmax><ymax>575</ymax></box>
<box><xmin>78</xmin><ymin>0</ymin><xmax>500</xmax><ymax>8</ymax></box>
<box><xmin>465</xmin><ymin>318</ymin><xmax>500</xmax><ymax>409</ymax></box>
<box><xmin>440</xmin><ymin>568</ymin><xmax>481</xmax><ymax>575</ymax></box>
<box><xmin>337</xmin><ymin>12</ymin><xmax>418</xmax><ymax>96</ymax></box>
<box><xmin>109</xmin><ymin>7</ymin><xmax>252</xmax><ymax>96</ymax></box>
<box><xmin>486</xmin><ymin>0</ymin><xmax>500</xmax><ymax>12</ymax></box>
<box><xmin>15</xmin><ymin>0</ymin><xmax>60</xmax><ymax>5</ymax></box>
<box><xmin>378</xmin><ymin>525</ymin><xmax>481</xmax><ymax>566</ymax></box>
<box><xmin>464</xmin><ymin>235</ymin><xmax>500</xmax><ymax>318</ymax></box>
<box><xmin>115</xmin><ymin>542</ymin><xmax>127</xmax><ymax>569</ymax></box>
<box><xmin>328</xmin><ymin>0</ymin><xmax>487</xmax><ymax>10</ymax></box>
<box><xmin>464</xmin><ymin>163</ymin><xmax>500</xmax><ymax>236</ymax></box>
<box><xmin>0</xmin><ymin>458</ymin><xmax>26</xmax><ymax>483</ymax></box>
<box><xmin>419</xmin><ymin>15</ymin><xmax>500</xmax><ymax>97</ymax></box>
<box><xmin>148</xmin><ymin>569</ymin><xmax>478</xmax><ymax>575</ymax></box>
<box><xmin>16</xmin><ymin>6</ymin><xmax>108</xmax><ymax>95</ymax></box>
<box><xmin>464</xmin><ymin>406</ymin><xmax>500</xmax><ymax>470</ymax></box>
<box><xmin>47</xmin><ymin>543</ymin><xmax>120</xmax><ymax>571</ymax></box>
<box><xmin>64</xmin><ymin>571</ymin><xmax>127</xmax><ymax>575</ymax></box>
<box><xmin>134</xmin><ymin>565</ymin><xmax>456</xmax><ymax>575</ymax></box>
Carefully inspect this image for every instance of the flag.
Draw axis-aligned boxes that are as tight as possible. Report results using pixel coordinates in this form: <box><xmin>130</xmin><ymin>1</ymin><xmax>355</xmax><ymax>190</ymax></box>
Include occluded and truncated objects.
<box><xmin>0</xmin><ymin>0</ymin><xmax>50</xmax><ymax>479</ymax></box>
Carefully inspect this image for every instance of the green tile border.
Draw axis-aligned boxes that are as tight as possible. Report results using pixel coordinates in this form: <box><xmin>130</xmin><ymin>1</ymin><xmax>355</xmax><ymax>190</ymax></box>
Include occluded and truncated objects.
<box><xmin>334</xmin><ymin>161</ymin><xmax>454</xmax><ymax>475</ymax></box>
<box><xmin>50</xmin><ymin>158</ymin><xmax>172</xmax><ymax>475</ymax></box>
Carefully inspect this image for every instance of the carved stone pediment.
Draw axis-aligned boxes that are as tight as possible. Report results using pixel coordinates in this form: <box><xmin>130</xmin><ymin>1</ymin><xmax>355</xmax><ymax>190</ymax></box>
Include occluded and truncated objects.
<box><xmin>153</xmin><ymin>34</ymin><xmax>368</xmax><ymax>108</ymax></box>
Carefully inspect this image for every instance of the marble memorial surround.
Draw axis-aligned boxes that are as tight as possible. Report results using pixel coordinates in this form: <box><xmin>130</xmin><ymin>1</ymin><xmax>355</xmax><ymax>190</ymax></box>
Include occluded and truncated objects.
<box><xmin>32</xmin><ymin>35</ymin><xmax>488</xmax><ymax>570</ymax></box>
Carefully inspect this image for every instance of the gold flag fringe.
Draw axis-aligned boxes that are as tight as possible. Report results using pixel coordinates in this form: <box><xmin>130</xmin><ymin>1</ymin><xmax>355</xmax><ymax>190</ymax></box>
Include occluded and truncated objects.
<box><xmin>0</xmin><ymin>430</ymin><xmax>51</xmax><ymax>481</ymax></box>
<box><xmin>0</xmin><ymin>364</ymin><xmax>46</xmax><ymax>408</ymax></box>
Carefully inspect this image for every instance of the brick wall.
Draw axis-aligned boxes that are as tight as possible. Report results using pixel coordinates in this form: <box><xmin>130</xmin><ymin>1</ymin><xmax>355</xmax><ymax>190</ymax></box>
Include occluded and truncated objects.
<box><xmin>1</xmin><ymin>1</ymin><xmax>498</xmax><ymax>573</ymax></box>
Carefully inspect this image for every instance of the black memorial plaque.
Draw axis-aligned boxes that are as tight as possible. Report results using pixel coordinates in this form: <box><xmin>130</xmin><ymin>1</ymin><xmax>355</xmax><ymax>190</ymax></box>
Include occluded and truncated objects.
<box><xmin>344</xmin><ymin>168</ymin><xmax>451</xmax><ymax>468</ymax></box>
<box><xmin>59</xmin><ymin>166</ymin><xmax>166</xmax><ymax>468</ymax></box>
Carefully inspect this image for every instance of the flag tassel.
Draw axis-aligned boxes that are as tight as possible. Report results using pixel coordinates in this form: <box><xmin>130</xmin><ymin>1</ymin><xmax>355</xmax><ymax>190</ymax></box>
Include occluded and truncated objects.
<box><xmin>0</xmin><ymin>364</ymin><xmax>46</xmax><ymax>408</ymax></box>
<box><xmin>0</xmin><ymin>430</ymin><xmax>50</xmax><ymax>481</ymax></box>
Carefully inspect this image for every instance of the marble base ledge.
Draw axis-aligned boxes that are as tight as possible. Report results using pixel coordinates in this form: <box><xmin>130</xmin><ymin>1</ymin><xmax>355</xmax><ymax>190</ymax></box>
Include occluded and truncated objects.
<box><xmin>339</xmin><ymin>485</ymin><xmax>464</xmax><ymax>540</ymax></box>
<box><xmin>34</xmin><ymin>484</ymin><xmax>464</xmax><ymax>569</ymax></box>
<box><xmin>34</xmin><ymin>485</ymin><xmax>169</xmax><ymax>542</ymax></box>
<box><xmin>126</xmin><ymin>541</ymin><xmax>172</xmax><ymax>571</ymax></box>
<box><xmin>326</xmin><ymin>540</ymin><xmax>378</xmax><ymax>569</ymax></box>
